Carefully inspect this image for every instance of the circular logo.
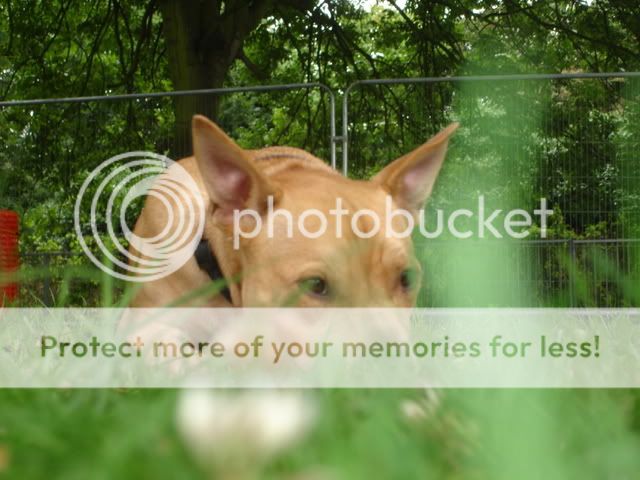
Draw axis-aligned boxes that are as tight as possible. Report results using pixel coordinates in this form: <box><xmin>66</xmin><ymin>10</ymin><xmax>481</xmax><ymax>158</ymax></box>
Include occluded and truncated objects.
<box><xmin>74</xmin><ymin>151</ymin><xmax>205</xmax><ymax>282</ymax></box>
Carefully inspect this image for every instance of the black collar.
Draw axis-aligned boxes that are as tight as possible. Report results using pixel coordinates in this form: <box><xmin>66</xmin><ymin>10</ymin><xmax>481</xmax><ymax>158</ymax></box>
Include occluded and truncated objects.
<box><xmin>194</xmin><ymin>239</ymin><xmax>233</xmax><ymax>304</ymax></box>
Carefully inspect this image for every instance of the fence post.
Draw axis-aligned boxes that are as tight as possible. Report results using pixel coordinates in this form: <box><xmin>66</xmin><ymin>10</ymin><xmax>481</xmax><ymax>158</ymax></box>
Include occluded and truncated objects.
<box><xmin>42</xmin><ymin>254</ymin><xmax>53</xmax><ymax>307</ymax></box>
<box><xmin>568</xmin><ymin>239</ymin><xmax>576</xmax><ymax>307</ymax></box>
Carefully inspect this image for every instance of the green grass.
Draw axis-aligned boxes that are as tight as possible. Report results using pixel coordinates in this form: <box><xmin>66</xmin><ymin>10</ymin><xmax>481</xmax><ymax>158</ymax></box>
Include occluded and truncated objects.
<box><xmin>1</xmin><ymin>389</ymin><xmax>640</xmax><ymax>479</ymax></box>
<box><xmin>1</xmin><ymin>244</ymin><xmax>639</xmax><ymax>479</ymax></box>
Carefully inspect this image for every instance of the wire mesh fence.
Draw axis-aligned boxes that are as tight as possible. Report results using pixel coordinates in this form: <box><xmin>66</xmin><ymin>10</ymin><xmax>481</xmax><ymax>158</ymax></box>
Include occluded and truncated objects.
<box><xmin>415</xmin><ymin>238</ymin><xmax>639</xmax><ymax>308</ymax></box>
<box><xmin>0</xmin><ymin>83</ymin><xmax>336</xmax><ymax>287</ymax></box>
<box><xmin>17</xmin><ymin>238</ymin><xmax>639</xmax><ymax>308</ymax></box>
<box><xmin>343</xmin><ymin>73</ymin><xmax>640</xmax><ymax>239</ymax></box>
<box><xmin>344</xmin><ymin>73</ymin><xmax>640</xmax><ymax>308</ymax></box>
<box><xmin>0</xmin><ymin>83</ymin><xmax>336</xmax><ymax>216</ymax></box>
<box><xmin>18</xmin><ymin>251</ymin><xmax>94</xmax><ymax>307</ymax></box>
<box><xmin>1</xmin><ymin>74</ymin><xmax>639</xmax><ymax>307</ymax></box>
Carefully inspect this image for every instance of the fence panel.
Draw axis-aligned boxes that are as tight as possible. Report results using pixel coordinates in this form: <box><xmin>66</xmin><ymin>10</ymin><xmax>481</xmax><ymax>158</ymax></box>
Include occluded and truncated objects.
<box><xmin>414</xmin><ymin>239</ymin><xmax>639</xmax><ymax>308</ymax></box>
<box><xmin>0</xmin><ymin>84</ymin><xmax>336</xmax><ymax>303</ymax></box>
<box><xmin>346</xmin><ymin>73</ymin><xmax>640</xmax><ymax>308</ymax></box>
<box><xmin>2</xmin><ymin>75</ymin><xmax>639</xmax><ymax>307</ymax></box>
<box><xmin>344</xmin><ymin>73</ymin><xmax>640</xmax><ymax>238</ymax></box>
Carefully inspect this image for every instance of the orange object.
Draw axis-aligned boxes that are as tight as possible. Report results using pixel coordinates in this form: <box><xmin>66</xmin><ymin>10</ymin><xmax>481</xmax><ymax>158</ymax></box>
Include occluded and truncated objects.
<box><xmin>0</xmin><ymin>210</ymin><xmax>19</xmax><ymax>303</ymax></box>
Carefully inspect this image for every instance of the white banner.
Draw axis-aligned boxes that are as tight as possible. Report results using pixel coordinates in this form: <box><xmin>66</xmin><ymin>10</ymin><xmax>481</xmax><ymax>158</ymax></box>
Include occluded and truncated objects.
<box><xmin>0</xmin><ymin>308</ymin><xmax>638</xmax><ymax>388</ymax></box>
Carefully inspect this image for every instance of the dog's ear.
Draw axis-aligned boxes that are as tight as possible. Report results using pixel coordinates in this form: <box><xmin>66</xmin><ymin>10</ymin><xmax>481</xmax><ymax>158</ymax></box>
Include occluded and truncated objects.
<box><xmin>192</xmin><ymin>115</ymin><xmax>279</xmax><ymax>224</ymax></box>
<box><xmin>373</xmin><ymin>123</ymin><xmax>458</xmax><ymax>214</ymax></box>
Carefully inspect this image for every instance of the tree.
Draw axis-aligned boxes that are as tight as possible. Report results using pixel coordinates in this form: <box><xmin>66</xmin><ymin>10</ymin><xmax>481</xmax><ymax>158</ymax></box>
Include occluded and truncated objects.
<box><xmin>2</xmin><ymin>0</ymin><xmax>639</xmax><ymax>256</ymax></box>
<box><xmin>157</xmin><ymin>0</ymin><xmax>316</xmax><ymax>155</ymax></box>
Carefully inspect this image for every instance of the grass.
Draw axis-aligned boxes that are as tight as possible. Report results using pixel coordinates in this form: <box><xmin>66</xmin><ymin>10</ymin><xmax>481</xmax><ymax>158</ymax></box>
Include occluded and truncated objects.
<box><xmin>1</xmin><ymin>243</ymin><xmax>639</xmax><ymax>479</ymax></box>
<box><xmin>1</xmin><ymin>389</ymin><xmax>640</xmax><ymax>479</ymax></box>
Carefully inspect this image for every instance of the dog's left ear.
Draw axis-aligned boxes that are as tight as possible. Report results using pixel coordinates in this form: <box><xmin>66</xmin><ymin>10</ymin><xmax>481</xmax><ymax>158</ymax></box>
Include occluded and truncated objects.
<box><xmin>373</xmin><ymin>123</ymin><xmax>459</xmax><ymax>214</ymax></box>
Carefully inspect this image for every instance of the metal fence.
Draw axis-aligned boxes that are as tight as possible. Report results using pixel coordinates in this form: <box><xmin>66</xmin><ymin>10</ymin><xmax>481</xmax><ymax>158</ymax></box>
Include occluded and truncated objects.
<box><xmin>342</xmin><ymin>73</ymin><xmax>640</xmax><ymax>307</ymax></box>
<box><xmin>14</xmin><ymin>238</ymin><xmax>639</xmax><ymax>308</ymax></box>
<box><xmin>2</xmin><ymin>74</ymin><xmax>639</xmax><ymax>306</ymax></box>
<box><xmin>0</xmin><ymin>82</ymin><xmax>337</xmax><ymax>229</ymax></box>
<box><xmin>0</xmin><ymin>83</ymin><xmax>338</xmax><ymax>306</ymax></box>
<box><xmin>342</xmin><ymin>72</ymin><xmax>640</xmax><ymax>236</ymax></box>
<box><xmin>415</xmin><ymin>238</ymin><xmax>639</xmax><ymax>308</ymax></box>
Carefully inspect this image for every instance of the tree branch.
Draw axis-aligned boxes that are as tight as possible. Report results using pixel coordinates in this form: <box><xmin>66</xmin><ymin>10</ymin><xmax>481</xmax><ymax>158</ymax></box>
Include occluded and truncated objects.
<box><xmin>237</xmin><ymin>48</ymin><xmax>268</xmax><ymax>80</ymax></box>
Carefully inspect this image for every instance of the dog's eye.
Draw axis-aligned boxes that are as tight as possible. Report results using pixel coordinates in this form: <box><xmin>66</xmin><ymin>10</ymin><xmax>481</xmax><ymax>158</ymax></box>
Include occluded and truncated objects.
<box><xmin>299</xmin><ymin>276</ymin><xmax>329</xmax><ymax>297</ymax></box>
<box><xmin>400</xmin><ymin>269</ymin><xmax>417</xmax><ymax>291</ymax></box>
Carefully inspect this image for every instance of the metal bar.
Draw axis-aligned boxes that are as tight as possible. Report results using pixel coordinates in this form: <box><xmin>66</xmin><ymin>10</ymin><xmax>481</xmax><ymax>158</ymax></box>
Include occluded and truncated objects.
<box><xmin>342</xmin><ymin>87</ymin><xmax>350</xmax><ymax>176</ymax></box>
<box><xmin>412</xmin><ymin>239</ymin><xmax>570</xmax><ymax>245</ymax></box>
<box><xmin>0</xmin><ymin>82</ymin><xmax>338</xmax><ymax>169</ymax></box>
<box><xmin>21</xmin><ymin>238</ymin><xmax>639</xmax><ymax>258</ymax></box>
<box><xmin>329</xmin><ymin>93</ymin><xmax>337</xmax><ymax>169</ymax></box>
<box><xmin>568</xmin><ymin>239</ymin><xmax>576</xmax><ymax>307</ymax></box>
<box><xmin>0</xmin><ymin>82</ymin><xmax>331</xmax><ymax>107</ymax></box>
<box><xmin>21</xmin><ymin>252</ymin><xmax>84</xmax><ymax>257</ymax></box>
<box><xmin>573</xmin><ymin>238</ymin><xmax>640</xmax><ymax>244</ymax></box>
<box><xmin>341</xmin><ymin>71</ymin><xmax>640</xmax><ymax>177</ymax></box>
<box><xmin>349</xmin><ymin>72</ymin><xmax>640</xmax><ymax>88</ymax></box>
<box><xmin>42</xmin><ymin>254</ymin><xmax>53</xmax><ymax>307</ymax></box>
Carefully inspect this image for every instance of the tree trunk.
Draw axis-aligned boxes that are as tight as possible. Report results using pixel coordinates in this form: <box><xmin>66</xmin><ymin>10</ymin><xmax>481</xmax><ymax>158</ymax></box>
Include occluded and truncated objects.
<box><xmin>159</xmin><ymin>0</ymin><xmax>232</xmax><ymax>159</ymax></box>
<box><xmin>158</xmin><ymin>0</ymin><xmax>286</xmax><ymax>159</ymax></box>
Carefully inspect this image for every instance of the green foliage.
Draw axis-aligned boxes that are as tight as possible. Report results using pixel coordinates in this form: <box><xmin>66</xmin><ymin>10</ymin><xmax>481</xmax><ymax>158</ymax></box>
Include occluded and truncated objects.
<box><xmin>2</xmin><ymin>388</ymin><xmax>640</xmax><ymax>479</ymax></box>
<box><xmin>0</xmin><ymin>4</ymin><xmax>640</xmax><ymax>477</ymax></box>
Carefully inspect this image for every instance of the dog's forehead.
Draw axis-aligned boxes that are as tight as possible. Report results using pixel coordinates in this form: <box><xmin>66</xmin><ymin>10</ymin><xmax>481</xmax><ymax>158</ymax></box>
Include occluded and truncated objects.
<box><xmin>253</xmin><ymin>163</ymin><xmax>415</xmax><ymax>266</ymax></box>
<box><xmin>251</xmin><ymin>147</ymin><xmax>391</xmax><ymax>211</ymax></box>
<box><xmin>276</xmin><ymin>172</ymin><xmax>388</xmax><ymax>212</ymax></box>
<box><xmin>263</xmin><ymin>176</ymin><xmax>413</xmax><ymax>250</ymax></box>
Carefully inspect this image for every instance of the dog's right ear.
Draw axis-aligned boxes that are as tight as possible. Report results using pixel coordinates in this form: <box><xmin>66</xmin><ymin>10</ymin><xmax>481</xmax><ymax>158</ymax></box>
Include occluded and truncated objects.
<box><xmin>192</xmin><ymin>115</ymin><xmax>279</xmax><ymax>224</ymax></box>
<box><xmin>373</xmin><ymin>123</ymin><xmax>458</xmax><ymax>215</ymax></box>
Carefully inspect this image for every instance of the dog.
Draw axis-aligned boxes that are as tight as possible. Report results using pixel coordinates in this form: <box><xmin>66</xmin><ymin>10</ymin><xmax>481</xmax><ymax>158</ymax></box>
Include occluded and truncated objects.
<box><xmin>129</xmin><ymin>115</ymin><xmax>457</xmax><ymax>308</ymax></box>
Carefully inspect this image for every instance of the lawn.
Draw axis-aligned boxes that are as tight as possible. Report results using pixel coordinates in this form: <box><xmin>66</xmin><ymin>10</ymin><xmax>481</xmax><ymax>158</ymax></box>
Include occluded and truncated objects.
<box><xmin>1</xmin><ymin>389</ymin><xmax>640</xmax><ymax>479</ymax></box>
<box><xmin>1</xmin><ymin>244</ymin><xmax>639</xmax><ymax>479</ymax></box>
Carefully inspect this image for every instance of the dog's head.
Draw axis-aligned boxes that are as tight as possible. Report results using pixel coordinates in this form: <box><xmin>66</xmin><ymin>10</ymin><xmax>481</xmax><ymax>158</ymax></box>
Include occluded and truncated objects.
<box><xmin>193</xmin><ymin>115</ymin><xmax>457</xmax><ymax>307</ymax></box>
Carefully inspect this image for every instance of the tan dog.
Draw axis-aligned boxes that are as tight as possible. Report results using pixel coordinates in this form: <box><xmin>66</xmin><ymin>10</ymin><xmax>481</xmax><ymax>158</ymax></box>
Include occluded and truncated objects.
<box><xmin>129</xmin><ymin>115</ymin><xmax>457</xmax><ymax>307</ymax></box>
